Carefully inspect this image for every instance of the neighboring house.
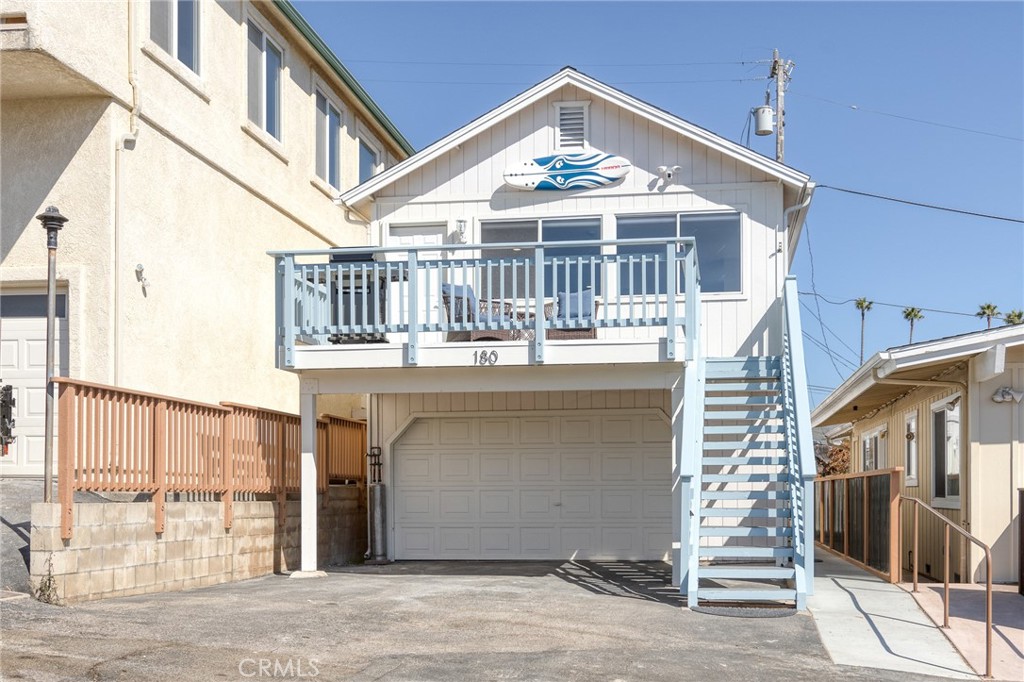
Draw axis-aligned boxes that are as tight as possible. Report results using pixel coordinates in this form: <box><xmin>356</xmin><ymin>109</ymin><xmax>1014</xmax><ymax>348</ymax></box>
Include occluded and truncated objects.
<box><xmin>273</xmin><ymin>68</ymin><xmax>819</xmax><ymax>606</ymax></box>
<box><xmin>0</xmin><ymin>0</ymin><xmax>411</xmax><ymax>475</ymax></box>
<box><xmin>811</xmin><ymin>326</ymin><xmax>1024</xmax><ymax>584</ymax></box>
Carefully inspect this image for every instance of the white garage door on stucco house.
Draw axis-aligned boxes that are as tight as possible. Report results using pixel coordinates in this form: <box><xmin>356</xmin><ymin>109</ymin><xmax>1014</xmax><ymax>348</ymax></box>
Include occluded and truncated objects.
<box><xmin>391</xmin><ymin>410</ymin><xmax>672</xmax><ymax>560</ymax></box>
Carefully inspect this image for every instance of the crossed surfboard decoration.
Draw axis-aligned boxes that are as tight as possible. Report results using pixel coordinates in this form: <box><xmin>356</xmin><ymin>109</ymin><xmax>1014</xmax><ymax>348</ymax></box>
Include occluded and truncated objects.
<box><xmin>503</xmin><ymin>150</ymin><xmax>632</xmax><ymax>191</ymax></box>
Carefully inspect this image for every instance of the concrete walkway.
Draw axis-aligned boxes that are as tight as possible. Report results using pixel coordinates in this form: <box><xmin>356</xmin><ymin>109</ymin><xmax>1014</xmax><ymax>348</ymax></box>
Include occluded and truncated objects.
<box><xmin>809</xmin><ymin>551</ymin><xmax>978</xmax><ymax>680</ymax></box>
<box><xmin>908</xmin><ymin>582</ymin><xmax>1024</xmax><ymax>681</ymax></box>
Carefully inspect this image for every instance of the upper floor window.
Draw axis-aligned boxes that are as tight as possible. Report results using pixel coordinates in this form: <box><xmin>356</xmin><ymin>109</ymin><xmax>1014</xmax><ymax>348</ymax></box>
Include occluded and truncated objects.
<box><xmin>247</xmin><ymin>19</ymin><xmax>282</xmax><ymax>140</ymax></box>
<box><xmin>615</xmin><ymin>212</ymin><xmax>741</xmax><ymax>295</ymax></box>
<box><xmin>555</xmin><ymin>101</ymin><xmax>589</xmax><ymax>150</ymax></box>
<box><xmin>151</xmin><ymin>0</ymin><xmax>199</xmax><ymax>73</ymax></box>
<box><xmin>931</xmin><ymin>396</ymin><xmax>961</xmax><ymax>507</ymax></box>
<box><xmin>861</xmin><ymin>426</ymin><xmax>886</xmax><ymax>470</ymax></box>
<box><xmin>315</xmin><ymin>90</ymin><xmax>342</xmax><ymax>189</ymax></box>
<box><xmin>359</xmin><ymin>138</ymin><xmax>382</xmax><ymax>184</ymax></box>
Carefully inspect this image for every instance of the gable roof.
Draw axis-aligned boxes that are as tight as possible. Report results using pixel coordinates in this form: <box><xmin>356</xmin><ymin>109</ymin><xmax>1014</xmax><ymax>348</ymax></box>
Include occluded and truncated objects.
<box><xmin>340</xmin><ymin>67</ymin><xmax>811</xmax><ymax>206</ymax></box>
<box><xmin>811</xmin><ymin>325</ymin><xmax>1024</xmax><ymax>427</ymax></box>
<box><xmin>273</xmin><ymin>1</ymin><xmax>414</xmax><ymax>156</ymax></box>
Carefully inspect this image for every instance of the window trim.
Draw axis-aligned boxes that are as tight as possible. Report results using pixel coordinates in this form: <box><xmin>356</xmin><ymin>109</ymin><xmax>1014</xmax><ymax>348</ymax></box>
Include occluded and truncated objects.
<box><xmin>930</xmin><ymin>394</ymin><xmax>962</xmax><ymax>509</ymax></box>
<box><xmin>245</xmin><ymin>13</ymin><xmax>285</xmax><ymax>142</ymax></box>
<box><xmin>313</xmin><ymin>83</ymin><xmax>346</xmax><ymax>191</ymax></box>
<box><xmin>904</xmin><ymin>410</ymin><xmax>919</xmax><ymax>487</ymax></box>
<box><xmin>553</xmin><ymin>100</ymin><xmax>590</xmax><ymax>151</ymax></box>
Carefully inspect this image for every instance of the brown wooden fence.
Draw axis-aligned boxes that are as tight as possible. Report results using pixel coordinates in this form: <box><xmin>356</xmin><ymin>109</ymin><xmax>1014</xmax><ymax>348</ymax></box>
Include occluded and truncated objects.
<box><xmin>56</xmin><ymin>379</ymin><xmax>366</xmax><ymax>539</ymax></box>
<box><xmin>814</xmin><ymin>468</ymin><xmax>902</xmax><ymax>581</ymax></box>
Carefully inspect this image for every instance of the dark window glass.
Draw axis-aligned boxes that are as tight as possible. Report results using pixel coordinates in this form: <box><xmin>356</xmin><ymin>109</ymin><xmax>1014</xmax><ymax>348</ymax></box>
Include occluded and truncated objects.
<box><xmin>359</xmin><ymin>141</ymin><xmax>379</xmax><ymax>183</ymax></box>
<box><xmin>328</xmin><ymin>105</ymin><xmax>341</xmax><ymax>188</ymax></box>
<box><xmin>150</xmin><ymin>0</ymin><xmax>172</xmax><ymax>52</ymax></box>
<box><xmin>933</xmin><ymin>409</ymin><xmax>946</xmax><ymax>499</ymax></box>
<box><xmin>246</xmin><ymin>21</ymin><xmax>262</xmax><ymax>125</ymax></box>
<box><xmin>0</xmin><ymin>295</ymin><xmax>67</xmax><ymax>318</ymax></box>
<box><xmin>616</xmin><ymin>214</ymin><xmax>675</xmax><ymax>295</ymax></box>
<box><xmin>543</xmin><ymin>218</ymin><xmax>601</xmax><ymax>296</ymax></box>
<box><xmin>265</xmin><ymin>42</ymin><xmax>282</xmax><ymax>139</ymax></box>
<box><xmin>315</xmin><ymin>91</ymin><xmax>328</xmax><ymax>181</ymax></box>
<box><xmin>681</xmin><ymin>213</ymin><xmax>740</xmax><ymax>293</ymax></box>
<box><xmin>480</xmin><ymin>221</ymin><xmax>537</xmax><ymax>299</ymax></box>
<box><xmin>177</xmin><ymin>0</ymin><xmax>198</xmax><ymax>73</ymax></box>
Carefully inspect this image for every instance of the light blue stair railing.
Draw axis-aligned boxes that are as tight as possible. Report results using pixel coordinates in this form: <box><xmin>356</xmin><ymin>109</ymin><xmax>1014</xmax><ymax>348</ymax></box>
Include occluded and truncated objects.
<box><xmin>782</xmin><ymin>276</ymin><xmax>817</xmax><ymax>607</ymax></box>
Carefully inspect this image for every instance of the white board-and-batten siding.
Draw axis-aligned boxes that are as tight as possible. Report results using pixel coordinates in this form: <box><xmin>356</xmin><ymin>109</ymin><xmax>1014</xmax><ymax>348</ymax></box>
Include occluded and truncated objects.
<box><xmin>371</xmin><ymin>84</ymin><xmax>788</xmax><ymax>358</ymax></box>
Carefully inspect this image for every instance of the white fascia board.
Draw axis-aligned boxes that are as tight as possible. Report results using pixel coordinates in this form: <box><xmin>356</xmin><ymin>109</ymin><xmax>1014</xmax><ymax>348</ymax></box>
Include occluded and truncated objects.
<box><xmin>786</xmin><ymin>183</ymin><xmax>816</xmax><ymax>263</ymax></box>
<box><xmin>341</xmin><ymin>68</ymin><xmax>811</xmax><ymax>206</ymax></box>
<box><xmin>810</xmin><ymin>352</ymin><xmax>888</xmax><ymax>426</ymax></box>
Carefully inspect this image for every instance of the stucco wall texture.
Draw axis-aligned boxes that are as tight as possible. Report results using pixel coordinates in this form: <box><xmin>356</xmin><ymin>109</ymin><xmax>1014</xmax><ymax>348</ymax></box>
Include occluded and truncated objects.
<box><xmin>1</xmin><ymin>1</ymin><xmax>405</xmax><ymax>416</ymax></box>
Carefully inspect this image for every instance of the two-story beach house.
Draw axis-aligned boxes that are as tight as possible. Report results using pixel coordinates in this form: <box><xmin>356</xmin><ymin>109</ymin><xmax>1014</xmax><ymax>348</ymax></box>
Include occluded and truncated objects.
<box><xmin>0</xmin><ymin>1</ymin><xmax>411</xmax><ymax>475</ymax></box>
<box><xmin>273</xmin><ymin>68</ymin><xmax>819</xmax><ymax>606</ymax></box>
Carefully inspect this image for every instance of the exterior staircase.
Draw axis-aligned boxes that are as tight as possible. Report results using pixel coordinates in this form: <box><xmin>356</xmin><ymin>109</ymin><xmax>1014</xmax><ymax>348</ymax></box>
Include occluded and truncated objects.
<box><xmin>694</xmin><ymin>356</ymin><xmax>798</xmax><ymax>606</ymax></box>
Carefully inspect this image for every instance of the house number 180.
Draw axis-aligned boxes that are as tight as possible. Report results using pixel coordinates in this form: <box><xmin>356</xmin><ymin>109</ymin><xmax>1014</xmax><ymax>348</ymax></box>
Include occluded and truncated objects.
<box><xmin>473</xmin><ymin>350</ymin><xmax>499</xmax><ymax>366</ymax></box>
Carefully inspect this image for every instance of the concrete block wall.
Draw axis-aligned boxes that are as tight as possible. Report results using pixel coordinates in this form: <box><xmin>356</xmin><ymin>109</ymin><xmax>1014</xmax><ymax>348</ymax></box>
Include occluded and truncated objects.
<box><xmin>29</xmin><ymin>486</ymin><xmax>366</xmax><ymax>603</ymax></box>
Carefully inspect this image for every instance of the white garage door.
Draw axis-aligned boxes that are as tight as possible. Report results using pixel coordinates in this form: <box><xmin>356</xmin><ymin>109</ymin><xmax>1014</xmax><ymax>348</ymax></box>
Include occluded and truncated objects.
<box><xmin>392</xmin><ymin>412</ymin><xmax>672</xmax><ymax>560</ymax></box>
<box><xmin>0</xmin><ymin>294</ymin><xmax>68</xmax><ymax>476</ymax></box>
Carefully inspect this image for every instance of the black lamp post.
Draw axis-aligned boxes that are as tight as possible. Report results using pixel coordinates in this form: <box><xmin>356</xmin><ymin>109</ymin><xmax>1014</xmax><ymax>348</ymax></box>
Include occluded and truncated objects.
<box><xmin>36</xmin><ymin>206</ymin><xmax>68</xmax><ymax>503</ymax></box>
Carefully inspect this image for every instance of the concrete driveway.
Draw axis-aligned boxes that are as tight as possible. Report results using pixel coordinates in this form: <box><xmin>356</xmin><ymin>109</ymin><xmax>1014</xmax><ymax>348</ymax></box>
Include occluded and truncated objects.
<box><xmin>1</xmin><ymin>560</ymin><xmax>963</xmax><ymax>682</ymax></box>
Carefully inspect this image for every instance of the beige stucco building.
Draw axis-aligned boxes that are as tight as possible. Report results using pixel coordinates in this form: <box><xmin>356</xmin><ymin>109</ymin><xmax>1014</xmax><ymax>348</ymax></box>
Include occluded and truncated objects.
<box><xmin>0</xmin><ymin>0</ymin><xmax>411</xmax><ymax>475</ymax></box>
<box><xmin>812</xmin><ymin>326</ymin><xmax>1024</xmax><ymax>584</ymax></box>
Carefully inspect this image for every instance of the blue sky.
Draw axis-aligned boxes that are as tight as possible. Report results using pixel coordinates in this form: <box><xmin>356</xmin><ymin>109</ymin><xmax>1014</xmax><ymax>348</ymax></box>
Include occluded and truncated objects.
<box><xmin>295</xmin><ymin>1</ymin><xmax>1024</xmax><ymax>402</ymax></box>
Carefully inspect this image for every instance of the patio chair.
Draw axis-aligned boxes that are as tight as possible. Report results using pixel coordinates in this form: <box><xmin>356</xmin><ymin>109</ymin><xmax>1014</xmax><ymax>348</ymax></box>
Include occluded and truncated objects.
<box><xmin>545</xmin><ymin>288</ymin><xmax>600</xmax><ymax>340</ymax></box>
<box><xmin>440</xmin><ymin>283</ymin><xmax>518</xmax><ymax>342</ymax></box>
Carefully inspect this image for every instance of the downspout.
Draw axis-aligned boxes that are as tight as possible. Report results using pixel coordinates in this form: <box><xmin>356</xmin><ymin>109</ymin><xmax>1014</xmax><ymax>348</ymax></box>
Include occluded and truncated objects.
<box><xmin>113</xmin><ymin>0</ymin><xmax>140</xmax><ymax>385</ymax></box>
<box><xmin>333</xmin><ymin>196</ymin><xmax>373</xmax><ymax>242</ymax></box>
<box><xmin>871</xmin><ymin>369</ymin><xmax>971</xmax><ymax>579</ymax></box>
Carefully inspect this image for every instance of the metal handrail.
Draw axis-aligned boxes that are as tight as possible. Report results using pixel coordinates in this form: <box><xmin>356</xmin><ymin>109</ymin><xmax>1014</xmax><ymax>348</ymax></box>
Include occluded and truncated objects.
<box><xmin>900</xmin><ymin>495</ymin><xmax>993</xmax><ymax>678</ymax></box>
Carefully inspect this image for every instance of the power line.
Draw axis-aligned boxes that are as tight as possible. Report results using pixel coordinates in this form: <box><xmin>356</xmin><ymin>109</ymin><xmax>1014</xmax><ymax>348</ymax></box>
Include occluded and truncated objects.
<box><xmin>788</xmin><ymin>91</ymin><xmax>1024</xmax><ymax>142</ymax></box>
<box><xmin>343</xmin><ymin>58</ymin><xmax>767</xmax><ymax>68</ymax></box>
<box><xmin>802</xmin><ymin>332</ymin><xmax>859</xmax><ymax>372</ymax></box>
<box><xmin>798</xmin><ymin>292</ymin><xmax>1006</xmax><ymax>320</ymax></box>
<box><xmin>799</xmin><ymin>301</ymin><xmax>861</xmax><ymax>363</ymax></box>
<box><xmin>802</xmin><ymin>221</ymin><xmax>847</xmax><ymax>380</ymax></box>
<box><xmin>817</xmin><ymin>185</ymin><xmax>1024</xmax><ymax>224</ymax></box>
<box><xmin>360</xmin><ymin>77</ymin><xmax>770</xmax><ymax>86</ymax></box>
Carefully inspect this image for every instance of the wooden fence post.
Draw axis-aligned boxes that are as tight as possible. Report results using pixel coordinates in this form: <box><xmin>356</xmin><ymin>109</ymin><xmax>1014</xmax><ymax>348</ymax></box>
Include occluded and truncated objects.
<box><xmin>153</xmin><ymin>400</ymin><xmax>167</xmax><ymax>534</ymax></box>
<box><xmin>843</xmin><ymin>478</ymin><xmax>850</xmax><ymax>557</ymax></box>
<box><xmin>58</xmin><ymin>382</ymin><xmax>76</xmax><ymax>540</ymax></box>
<box><xmin>276</xmin><ymin>418</ymin><xmax>286</xmax><ymax>528</ymax></box>
<box><xmin>222</xmin><ymin>409</ymin><xmax>234</xmax><ymax>529</ymax></box>
<box><xmin>888</xmin><ymin>469</ymin><xmax>901</xmax><ymax>583</ymax></box>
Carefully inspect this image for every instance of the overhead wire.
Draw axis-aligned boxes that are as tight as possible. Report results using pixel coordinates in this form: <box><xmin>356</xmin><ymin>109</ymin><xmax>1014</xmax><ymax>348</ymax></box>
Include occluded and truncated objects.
<box><xmin>802</xmin><ymin>221</ymin><xmax>848</xmax><ymax>380</ymax></box>
<box><xmin>798</xmin><ymin>292</ymin><xmax>1016</xmax><ymax>320</ymax></box>
<box><xmin>799</xmin><ymin>301</ymin><xmax>861</xmax><ymax>363</ymax></box>
<box><xmin>816</xmin><ymin>186</ymin><xmax>1024</xmax><ymax>224</ymax></box>
<box><xmin>359</xmin><ymin>77</ymin><xmax>771</xmax><ymax>86</ymax></box>
<box><xmin>341</xmin><ymin>58</ymin><xmax>767</xmax><ymax>68</ymax></box>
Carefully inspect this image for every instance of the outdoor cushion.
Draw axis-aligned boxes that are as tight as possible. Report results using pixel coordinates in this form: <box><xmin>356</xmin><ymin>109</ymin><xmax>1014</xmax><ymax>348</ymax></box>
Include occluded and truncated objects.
<box><xmin>557</xmin><ymin>288</ymin><xmax>594</xmax><ymax>319</ymax></box>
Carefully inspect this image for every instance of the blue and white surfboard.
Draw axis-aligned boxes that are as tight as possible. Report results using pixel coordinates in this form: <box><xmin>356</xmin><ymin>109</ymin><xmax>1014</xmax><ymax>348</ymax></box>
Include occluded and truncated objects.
<box><xmin>503</xmin><ymin>151</ymin><xmax>631</xmax><ymax>191</ymax></box>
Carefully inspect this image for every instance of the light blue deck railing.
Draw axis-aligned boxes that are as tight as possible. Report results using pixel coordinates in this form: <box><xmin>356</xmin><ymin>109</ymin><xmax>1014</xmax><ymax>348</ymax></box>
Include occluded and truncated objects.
<box><xmin>270</xmin><ymin>238</ymin><xmax>700</xmax><ymax>367</ymax></box>
<box><xmin>782</xmin><ymin>275</ymin><xmax>817</xmax><ymax>607</ymax></box>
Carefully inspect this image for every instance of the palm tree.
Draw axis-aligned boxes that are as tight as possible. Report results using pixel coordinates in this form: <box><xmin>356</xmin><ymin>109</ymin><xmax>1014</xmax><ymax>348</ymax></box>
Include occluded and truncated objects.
<box><xmin>902</xmin><ymin>307</ymin><xmax>924</xmax><ymax>343</ymax></box>
<box><xmin>976</xmin><ymin>303</ymin><xmax>999</xmax><ymax>329</ymax></box>
<box><xmin>855</xmin><ymin>298</ymin><xmax>873</xmax><ymax>363</ymax></box>
<box><xmin>1004</xmin><ymin>309</ymin><xmax>1024</xmax><ymax>326</ymax></box>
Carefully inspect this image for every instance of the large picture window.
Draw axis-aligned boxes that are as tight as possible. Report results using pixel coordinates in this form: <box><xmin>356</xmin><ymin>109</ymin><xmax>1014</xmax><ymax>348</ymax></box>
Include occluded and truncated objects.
<box><xmin>931</xmin><ymin>396</ymin><xmax>961</xmax><ymax>506</ymax></box>
<box><xmin>479</xmin><ymin>218</ymin><xmax>601</xmax><ymax>299</ymax></box>
<box><xmin>615</xmin><ymin>212</ymin><xmax>741</xmax><ymax>295</ymax></box>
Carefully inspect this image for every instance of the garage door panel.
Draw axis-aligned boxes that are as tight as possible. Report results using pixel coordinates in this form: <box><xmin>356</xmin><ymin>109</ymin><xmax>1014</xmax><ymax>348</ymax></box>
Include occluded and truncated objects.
<box><xmin>0</xmin><ymin>338</ymin><xmax>17</xmax><ymax>370</ymax></box>
<box><xmin>643</xmin><ymin>415</ymin><xmax>672</xmax><ymax>443</ymax></box>
<box><xmin>480</xmin><ymin>489</ymin><xmax>515</xmax><ymax>518</ymax></box>
<box><xmin>600</xmin><ymin>489</ymin><xmax>640</xmax><ymax>518</ymax></box>
<box><xmin>520</xmin><ymin>452</ymin><xmax>556</xmax><ymax>481</ymax></box>
<box><xmin>479</xmin><ymin>452</ymin><xmax>515</xmax><ymax>482</ymax></box>
<box><xmin>438</xmin><ymin>489</ymin><xmax>476</xmax><ymax>519</ymax></box>
<box><xmin>392</xmin><ymin>412</ymin><xmax>671</xmax><ymax>560</ymax></box>
<box><xmin>479</xmin><ymin>418</ymin><xmax>515</xmax><ymax>445</ymax></box>
<box><xmin>400</xmin><ymin>420</ymin><xmax>435</xmax><ymax>446</ymax></box>
<box><xmin>439</xmin><ymin>453</ymin><xmax>475</xmax><ymax>482</ymax></box>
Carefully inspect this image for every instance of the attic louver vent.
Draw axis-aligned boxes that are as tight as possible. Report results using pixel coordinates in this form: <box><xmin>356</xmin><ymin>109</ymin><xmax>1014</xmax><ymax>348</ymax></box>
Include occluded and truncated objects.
<box><xmin>558</xmin><ymin>104</ymin><xmax>587</xmax><ymax>149</ymax></box>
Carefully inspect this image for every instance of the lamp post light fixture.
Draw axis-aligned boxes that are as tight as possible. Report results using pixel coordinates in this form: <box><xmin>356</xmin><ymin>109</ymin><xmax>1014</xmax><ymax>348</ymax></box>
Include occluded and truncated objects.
<box><xmin>36</xmin><ymin>205</ymin><xmax>68</xmax><ymax>503</ymax></box>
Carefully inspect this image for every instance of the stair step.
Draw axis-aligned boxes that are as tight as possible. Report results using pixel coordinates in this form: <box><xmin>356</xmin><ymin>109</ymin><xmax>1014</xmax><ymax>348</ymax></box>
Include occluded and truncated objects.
<box><xmin>702</xmin><ymin>490</ymin><xmax>789</xmax><ymax>500</ymax></box>
<box><xmin>703</xmin><ymin>410</ymin><xmax>783</xmax><ymax>421</ymax></box>
<box><xmin>700</xmin><ymin>526</ymin><xmax>793</xmax><ymax>537</ymax></box>
<box><xmin>703</xmin><ymin>473</ymin><xmax>789</xmax><ymax>483</ymax></box>
<box><xmin>705</xmin><ymin>357</ymin><xmax>781</xmax><ymax>377</ymax></box>
<box><xmin>704</xmin><ymin>382</ymin><xmax>782</xmax><ymax>393</ymax></box>
<box><xmin>698</xmin><ymin>588</ymin><xmax>796</xmax><ymax>602</ymax></box>
<box><xmin>702</xmin><ymin>456</ymin><xmax>786</xmax><ymax>466</ymax></box>
<box><xmin>703</xmin><ymin>441</ymin><xmax>785</xmax><ymax>450</ymax></box>
<box><xmin>704</xmin><ymin>396</ymin><xmax>782</xmax><ymax>407</ymax></box>
<box><xmin>704</xmin><ymin>425</ymin><xmax>786</xmax><ymax>435</ymax></box>
<box><xmin>700</xmin><ymin>566</ymin><xmax>796</xmax><ymax>580</ymax></box>
<box><xmin>700</xmin><ymin>507</ymin><xmax>792</xmax><ymax>518</ymax></box>
<box><xmin>699</xmin><ymin>546</ymin><xmax>795</xmax><ymax>558</ymax></box>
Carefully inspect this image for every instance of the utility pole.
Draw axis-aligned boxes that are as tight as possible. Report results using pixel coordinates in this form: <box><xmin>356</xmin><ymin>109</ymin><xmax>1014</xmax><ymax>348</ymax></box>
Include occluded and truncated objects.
<box><xmin>770</xmin><ymin>49</ymin><xmax>794</xmax><ymax>163</ymax></box>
